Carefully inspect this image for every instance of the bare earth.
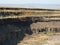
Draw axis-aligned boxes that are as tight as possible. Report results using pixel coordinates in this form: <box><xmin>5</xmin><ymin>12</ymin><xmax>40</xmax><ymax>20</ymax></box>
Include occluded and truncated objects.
<box><xmin>17</xmin><ymin>34</ymin><xmax>60</xmax><ymax>45</ymax></box>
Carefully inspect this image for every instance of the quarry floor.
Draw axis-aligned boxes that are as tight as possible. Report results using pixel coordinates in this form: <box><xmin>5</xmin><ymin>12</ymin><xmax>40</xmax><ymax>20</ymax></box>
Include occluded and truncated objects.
<box><xmin>17</xmin><ymin>33</ymin><xmax>60</xmax><ymax>45</ymax></box>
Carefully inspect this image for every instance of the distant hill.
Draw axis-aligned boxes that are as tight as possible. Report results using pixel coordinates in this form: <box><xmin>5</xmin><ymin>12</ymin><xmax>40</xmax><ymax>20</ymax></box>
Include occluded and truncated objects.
<box><xmin>0</xmin><ymin>4</ymin><xmax>60</xmax><ymax>9</ymax></box>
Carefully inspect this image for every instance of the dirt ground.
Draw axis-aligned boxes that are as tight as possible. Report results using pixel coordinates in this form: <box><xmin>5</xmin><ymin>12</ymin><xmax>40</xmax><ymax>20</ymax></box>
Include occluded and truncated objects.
<box><xmin>17</xmin><ymin>33</ymin><xmax>60</xmax><ymax>45</ymax></box>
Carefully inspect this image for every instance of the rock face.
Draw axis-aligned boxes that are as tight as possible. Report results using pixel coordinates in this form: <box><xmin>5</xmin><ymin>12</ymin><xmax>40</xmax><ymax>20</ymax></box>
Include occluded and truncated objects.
<box><xmin>0</xmin><ymin>7</ymin><xmax>60</xmax><ymax>45</ymax></box>
<box><xmin>0</xmin><ymin>18</ymin><xmax>33</xmax><ymax>45</ymax></box>
<box><xmin>30</xmin><ymin>21</ymin><xmax>60</xmax><ymax>34</ymax></box>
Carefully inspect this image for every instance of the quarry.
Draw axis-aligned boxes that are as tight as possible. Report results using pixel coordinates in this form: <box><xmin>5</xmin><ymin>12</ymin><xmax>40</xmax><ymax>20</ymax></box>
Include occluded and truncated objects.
<box><xmin>0</xmin><ymin>7</ymin><xmax>60</xmax><ymax>45</ymax></box>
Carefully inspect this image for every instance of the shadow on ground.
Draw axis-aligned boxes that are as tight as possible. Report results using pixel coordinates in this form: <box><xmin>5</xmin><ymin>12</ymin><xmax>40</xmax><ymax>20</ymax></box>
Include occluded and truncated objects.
<box><xmin>0</xmin><ymin>18</ymin><xmax>33</xmax><ymax>45</ymax></box>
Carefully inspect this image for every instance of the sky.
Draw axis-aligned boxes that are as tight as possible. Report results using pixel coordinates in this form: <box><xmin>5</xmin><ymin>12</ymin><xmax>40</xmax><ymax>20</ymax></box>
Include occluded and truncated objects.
<box><xmin>0</xmin><ymin>0</ymin><xmax>59</xmax><ymax>4</ymax></box>
<box><xmin>0</xmin><ymin>0</ymin><xmax>60</xmax><ymax>9</ymax></box>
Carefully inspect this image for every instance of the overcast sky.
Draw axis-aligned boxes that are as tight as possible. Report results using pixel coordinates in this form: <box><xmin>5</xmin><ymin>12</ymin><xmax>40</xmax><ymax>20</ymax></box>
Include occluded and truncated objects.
<box><xmin>0</xmin><ymin>0</ymin><xmax>60</xmax><ymax>9</ymax></box>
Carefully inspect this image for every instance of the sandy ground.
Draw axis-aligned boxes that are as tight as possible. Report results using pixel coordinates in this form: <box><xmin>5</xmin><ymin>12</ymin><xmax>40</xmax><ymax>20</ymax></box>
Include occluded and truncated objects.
<box><xmin>43</xmin><ymin>35</ymin><xmax>60</xmax><ymax>45</ymax></box>
<box><xmin>17</xmin><ymin>33</ymin><xmax>60</xmax><ymax>45</ymax></box>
